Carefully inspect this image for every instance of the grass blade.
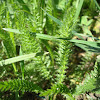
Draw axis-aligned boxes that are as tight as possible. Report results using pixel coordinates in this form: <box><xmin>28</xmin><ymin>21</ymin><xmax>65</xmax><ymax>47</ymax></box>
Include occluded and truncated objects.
<box><xmin>75</xmin><ymin>43</ymin><xmax>100</xmax><ymax>53</ymax></box>
<box><xmin>74</xmin><ymin>0</ymin><xmax>84</xmax><ymax>22</ymax></box>
<box><xmin>93</xmin><ymin>0</ymin><xmax>100</xmax><ymax>10</ymax></box>
<box><xmin>0</xmin><ymin>29</ymin><xmax>17</xmax><ymax>72</ymax></box>
<box><xmin>19</xmin><ymin>46</ymin><xmax>24</xmax><ymax>80</ymax></box>
<box><xmin>2</xmin><ymin>28</ymin><xmax>69</xmax><ymax>41</ymax></box>
<box><xmin>17</xmin><ymin>0</ymin><xmax>30</xmax><ymax>13</ymax></box>
<box><xmin>42</xmin><ymin>8</ymin><xmax>62</xmax><ymax>26</ymax></box>
<box><xmin>30</xmin><ymin>32</ymin><xmax>68</xmax><ymax>41</ymax></box>
<box><xmin>70</xmin><ymin>39</ymin><xmax>100</xmax><ymax>48</ymax></box>
<box><xmin>41</xmin><ymin>40</ymin><xmax>54</xmax><ymax>65</ymax></box>
<box><xmin>2</xmin><ymin>28</ymin><xmax>21</xmax><ymax>34</ymax></box>
<box><xmin>72</xmin><ymin>32</ymin><xmax>99</xmax><ymax>40</ymax></box>
<box><xmin>0</xmin><ymin>52</ymin><xmax>43</xmax><ymax>66</ymax></box>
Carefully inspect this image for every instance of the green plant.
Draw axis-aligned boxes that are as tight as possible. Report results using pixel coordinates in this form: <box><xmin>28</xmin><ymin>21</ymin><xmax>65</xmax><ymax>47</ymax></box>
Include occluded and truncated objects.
<box><xmin>0</xmin><ymin>0</ymin><xmax>100</xmax><ymax>100</ymax></box>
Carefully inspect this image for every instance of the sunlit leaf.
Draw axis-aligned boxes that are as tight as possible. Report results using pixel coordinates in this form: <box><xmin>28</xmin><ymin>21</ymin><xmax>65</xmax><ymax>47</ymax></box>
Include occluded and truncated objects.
<box><xmin>2</xmin><ymin>28</ymin><xmax>21</xmax><ymax>34</ymax></box>
<box><xmin>42</xmin><ymin>8</ymin><xmax>62</xmax><ymax>26</ymax></box>
<box><xmin>0</xmin><ymin>52</ymin><xmax>43</xmax><ymax>66</ymax></box>
<box><xmin>2</xmin><ymin>28</ymin><xmax>69</xmax><ymax>41</ymax></box>
<box><xmin>70</xmin><ymin>39</ymin><xmax>100</xmax><ymax>49</ymax></box>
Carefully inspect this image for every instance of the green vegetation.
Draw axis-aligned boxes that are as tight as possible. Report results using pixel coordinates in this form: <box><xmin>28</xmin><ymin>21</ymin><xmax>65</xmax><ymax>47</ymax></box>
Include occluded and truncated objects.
<box><xmin>0</xmin><ymin>0</ymin><xmax>100</xmax><ymax>100</ymax></box>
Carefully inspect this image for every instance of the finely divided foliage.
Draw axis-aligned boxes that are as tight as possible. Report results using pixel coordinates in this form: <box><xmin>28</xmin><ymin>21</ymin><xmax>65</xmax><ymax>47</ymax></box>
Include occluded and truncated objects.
<box><xmin>0</xmin><ymin>0</ymin><xmax>100</xmax><ymax>100</ymax></box>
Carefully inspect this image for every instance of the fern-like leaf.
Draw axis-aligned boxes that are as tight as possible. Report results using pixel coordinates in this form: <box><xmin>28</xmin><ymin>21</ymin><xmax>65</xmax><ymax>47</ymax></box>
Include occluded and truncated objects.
<box><xmin>40</xmin><ymin>83</ymin><xmax>74</xmax><ymax>100</ymax></box>
<box><xmin>0</xmin><ymin>79</ymin><xmax>43</xmax><ymax>93</ymax></box>
<box><xmin>73</xmin><ymin>59</ymin><xmax>100</xmax><ymax>96</ymax></box>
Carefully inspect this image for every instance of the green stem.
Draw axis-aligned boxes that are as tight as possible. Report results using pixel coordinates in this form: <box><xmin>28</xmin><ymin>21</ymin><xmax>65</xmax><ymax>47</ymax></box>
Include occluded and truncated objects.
<box><xmin>20</xmin><ymin>46</ymin><xmax>24</xmax><ymax>80</ymax></box>
<box><xmin>15</xmin><ymin>91</ymin><xmax>19</xmax><ymax>100</ymax></box>
<box><xmin>41</xmin><ymin>39</ymin><xmax>54</xmax><ymax>66</ymax></box>
<box><xmin>12</xmin><ymin>63</ymin><xmax>17</xmax><ymax>73</ymax></box>
<box><xmin>53</xmin><ymin>94</ymin><xmax>57</xmax><ymax>100</ymax></box>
